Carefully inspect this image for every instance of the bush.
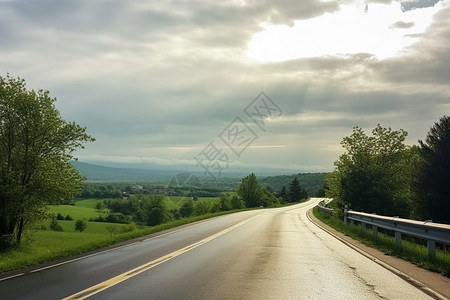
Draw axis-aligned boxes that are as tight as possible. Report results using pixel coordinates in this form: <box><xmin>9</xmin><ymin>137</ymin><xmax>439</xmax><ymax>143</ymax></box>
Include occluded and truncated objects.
<box><xmin>74</xmin><ymin>219</ymin><xmax>87</xmax><ymax>232</ymax></box>
<box><xmin>49</xmin><ymin>219</ymin><xmax>63</xmax><ymax>232</ymax></box>
<box><xmin>65</xmin><ymin>214</ymin><xmax>73</xmax><ymax>220</ymax></box>
<box><xmin>194</xmin><ymin>201</ymin><xmax>212</xmax><ymax>216</ymax></box>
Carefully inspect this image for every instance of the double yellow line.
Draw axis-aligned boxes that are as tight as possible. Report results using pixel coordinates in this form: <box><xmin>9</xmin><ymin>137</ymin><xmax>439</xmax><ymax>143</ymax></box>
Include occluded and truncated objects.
<box><xmin>63</xmin><ymin>213</ymin><xmax>262</xmax><ymax>300</ymax></box>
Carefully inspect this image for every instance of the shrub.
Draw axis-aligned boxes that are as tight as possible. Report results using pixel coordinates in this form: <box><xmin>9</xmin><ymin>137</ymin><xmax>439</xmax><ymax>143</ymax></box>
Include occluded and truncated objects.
<box><xmin>49</xmin><ymin>219</ymin><xmax>63</xmax><ymax>232</ymax></box>
<box><xmin>74</xmin><ymin>219</ymin><xmax>87</xmax><ymax>232</ymax></box>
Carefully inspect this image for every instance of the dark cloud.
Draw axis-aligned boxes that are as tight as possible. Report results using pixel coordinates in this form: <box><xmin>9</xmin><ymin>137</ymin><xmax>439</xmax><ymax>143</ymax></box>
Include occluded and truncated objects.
<box><xmin>401</xmin><ymin>0</ymin><xmax>441</xmax><ymax>12</ymax></box>
<box><xmin>391</xmin><ymin>20</ymin><xmax>415</xmax><ymax>28</ymax></box>
<box><xmin>0</xmin><ymin>0</ymin><xmax>448</xmax><ymax>172</ymax></box>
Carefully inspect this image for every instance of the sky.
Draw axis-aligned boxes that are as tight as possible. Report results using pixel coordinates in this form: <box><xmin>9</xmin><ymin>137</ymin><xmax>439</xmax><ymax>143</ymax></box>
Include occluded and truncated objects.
<box><xmin>1</xmin><ymin>0</ymin><xmax>449</xmax><ymax>177</ymax></box>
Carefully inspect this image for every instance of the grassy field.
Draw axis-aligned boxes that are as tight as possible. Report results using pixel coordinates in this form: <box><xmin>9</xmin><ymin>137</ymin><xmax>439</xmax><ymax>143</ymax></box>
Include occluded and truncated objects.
<box><xmin>0</xmin><ymin>195</ymin><xmax>232</xmax><ymax>273</ymax></box>
<box><xmin>313</xmin><ymin>207</ymin><xmax>450</xmax><ymax>277</ymax></box>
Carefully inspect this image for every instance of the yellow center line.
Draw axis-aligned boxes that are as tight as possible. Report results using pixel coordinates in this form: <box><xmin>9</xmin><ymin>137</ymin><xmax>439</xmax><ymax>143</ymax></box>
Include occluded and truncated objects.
<box><xmin>63</xmin><ymin>213</ymin><xmax>262</xmax><ymax>300</ymax></box>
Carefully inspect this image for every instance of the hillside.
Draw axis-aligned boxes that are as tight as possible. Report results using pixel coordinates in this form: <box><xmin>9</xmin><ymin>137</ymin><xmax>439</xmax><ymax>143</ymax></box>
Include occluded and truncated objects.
<box><xmin>260</xmin><ymin>173</ymin><xmax>327</xmax><ymax>197</ymax></box>
<box><xmin>71</xmin><ymin>161</ymin><xmax>177</xmax><ymax>182</ymax></box>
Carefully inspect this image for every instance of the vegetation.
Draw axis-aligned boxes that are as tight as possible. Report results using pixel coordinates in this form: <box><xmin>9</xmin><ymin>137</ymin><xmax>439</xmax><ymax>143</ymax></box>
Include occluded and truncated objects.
<box><xmin>260</xmin><ymin>173</ymin><xmax>326</xmax><ymax>197</ymax></box>
<box><xmin>236</xmin><ymin>173</ymin><xmax>280</xmax><ymax>207</ymax></box>
<box><xmin>0</xmin><ymin>197</ymin><xmax>247</xmax><ymax>273</ymax></box>
<box><xmin>415</xmin><ymin>116</ymin><xmax>450</xmax><ymax>224</ymax></box>
<box><xmin>325</xmin><ymin>119</ymin><xmax>450</xmax><ymax>223</ymax></box>
<box><xmin>0</xmin><ymin>75</ymin><xmax>94</xmax><ymax>247</ymax></box>
<box><xmin>313</xmin><ymin>207</ymin><xmax>450</xmax><ymax>277</ymax></box>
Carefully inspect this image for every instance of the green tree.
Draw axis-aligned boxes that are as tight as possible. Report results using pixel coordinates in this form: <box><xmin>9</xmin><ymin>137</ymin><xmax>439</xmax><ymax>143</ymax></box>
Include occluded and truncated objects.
<box><xmin>219</xmin><ymin>193</ymin><xmax>232</xmax><ymax>211</ymax></box>
<box><xmin>49</xmin><ymin>218</ymin><xmax>63</xmax><ymax>232</ymax></box>
<box><xmin>278</xmin><ymin>185</ymin><xmax>288</xmax><ymax>202</ymax></box>
<box><xmin>230</xmin><ymin>194</ymin><xmax>244</xmax><ymax>209</ymax></box>
<box><xmin>236</xmin><ymin>173</ymin><xmax>263</xmax><ymax>207</ymax></box>
<box><xmin>416</xmin><ymin>116</ymin><xmax>450</xmax><ymax>223</ymax></box>
<box><xmin>325</xmin><ymin>124</ymin><xmax>412</xmax><ymax>217</ymax></box>
<box><xmin>179</xmin><ymin>199</ymin><xmax>194</xmax><ymax>218</ymax></box>
<box><xmin>193</xmin><ymin>200</ymin><xmax>212</xmax><ymax>216</ymax></box>
<box><xmin>74</xmin><ymin>219</ymin><xmax>87</xmax><ymax>232</ymax></box>
<box><xmin>0</xmin><ymin>75</ymin><xmax>94</xmax><ymax>246</ymax></box>
<box><xmin>144</xmin><ymin>195</ymin><xmax>170</xmax><ymax>226</ymax></box>
<box><xmin>288</xmin><ymin>177</ymin><xmax>307</xmax><ymax>202</ymax></box>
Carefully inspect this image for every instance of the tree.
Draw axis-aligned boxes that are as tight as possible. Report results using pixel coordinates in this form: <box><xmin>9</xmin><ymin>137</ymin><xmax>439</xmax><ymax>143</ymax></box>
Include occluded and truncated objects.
<box><xmin>230</xmin><ymin>194</ymin><xmax>244</xmax><ymax>209</ymax></box>
<box><xmin>416</xmin><ymin>116</ymin><xmax>450</xmax><ymax>223</ymax></box>
<box><xmin>278</xmin><ymin>185</ymin><xmax>288</xmax><ymax>202</ymax></box>
<box><xmin>0</xmin><ymin>75</ymin><xmax>95</xmax><ymax>246</ymax></box>
<box><xmin>325</xmin><ymin>124</ymin><xmax>412</xmax><ymax>217</ymax></box>
<box><xmin>236</xmin><ymin>173</ymin><xmax>263</xmax><ymax>207</ymax></box>
<box><xmin>74</xmin><ymin>219</ymin><xmax>87</xmax><ymax>232</ymax></box>
<box><xmin>288</xmin><ymin>177</ymin><xmax>307</xmax><ymax>202</ymax></box>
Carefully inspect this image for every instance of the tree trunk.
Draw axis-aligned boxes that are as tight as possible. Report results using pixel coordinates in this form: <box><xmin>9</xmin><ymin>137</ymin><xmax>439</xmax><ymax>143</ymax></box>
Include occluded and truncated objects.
<box><xmin>16</xmin><ymin>215</ymin><xmax>24</xmax><ymax>244</ymax></box>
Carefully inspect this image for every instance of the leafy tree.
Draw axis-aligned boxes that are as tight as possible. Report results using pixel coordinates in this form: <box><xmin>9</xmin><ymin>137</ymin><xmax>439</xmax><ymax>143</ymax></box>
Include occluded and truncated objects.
<box><xmin>193</xmin><ymin>200</ymin><xmax>212</xmax><ymax>216</ymax></box>
<box><xmin>230</xmin><ymin>194</ymin><xmax>244</xmax><ymax>209</ymax></box>
<box><xmin>219</xmin><ymin>193</ymin><xmax>232</xmax><ymax>211</ymax></box>
<box><xmin>74</xmin><ymin>219</ymin><xmax>87</xmax><ymax>232</ymax></box>
<box><xmin>325</xmin><ymin>124</ymin><xmax>412</xmax><ymax>217</ymax></box>
<box><xmin>179</xmin><ymin>199</ymin><xmax>194</xmax><ymax>218</ymax></box>
<box><xmin>416</xmin><ymin>116</ymin><xmax>450</xmax><ymax>223</ymax></box>
<box><xmin>0</xmin><ymin>75</ymin><xmax>94</xmax><ymax>245</ymax></box>
<box><xmin>144</xmin><ymin>194</ymin><xmax>170</xmax><ymax>226</ymax></box>
<box><xmin>288</xmin><ymin>177</ymin><xmax>307</xmax><ymax>202</ymax></box>
<box><xmin>236</xmin><ymin>173</ymin><xmax>263</xmax><ymax>207</ymax></box>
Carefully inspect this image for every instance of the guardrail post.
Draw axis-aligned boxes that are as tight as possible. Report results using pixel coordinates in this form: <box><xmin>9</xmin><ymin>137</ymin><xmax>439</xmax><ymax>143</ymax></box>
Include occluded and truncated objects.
<box><xmin>344</xmin><ymin>205</ymin><xmax>348</xmax><ymax>225</ymax></box>
<box><xmin>361</xmin><ymin>222</ymin><xmax>366</xmax><ymax>232</ymax></box>
<box><xmin>372</xmin><ymin>225</ymin><xmax>378</xmax><ymax>238</ymax></box>
<box><xmin>395</xmin><ymin>231</ymin><xmax>402</xmax><ymax>248</ymax></box>
<box><xmin>427</xmin><ymin>240</ymin><xmax>436</xmax><ymax>259</ymax></box>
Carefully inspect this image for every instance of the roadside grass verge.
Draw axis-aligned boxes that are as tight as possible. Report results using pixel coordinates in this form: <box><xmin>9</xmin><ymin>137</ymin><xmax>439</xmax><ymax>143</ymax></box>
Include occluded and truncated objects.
<box><xmin>313</xmin><ymin>207</ymin><xmax>450</xmax><ymax>277</ymax></box>
<box><xmin>0</xmin><ymin>209</ymin><xmax>244</xmax><ymax>274</ymax></box>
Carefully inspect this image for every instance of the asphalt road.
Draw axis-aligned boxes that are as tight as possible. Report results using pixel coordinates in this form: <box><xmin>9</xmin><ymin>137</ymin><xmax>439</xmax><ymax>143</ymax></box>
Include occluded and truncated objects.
<box><xmin>1</xmin><ymin>198</ymin><xmax>434</xmax><ymax>299</ymax></box>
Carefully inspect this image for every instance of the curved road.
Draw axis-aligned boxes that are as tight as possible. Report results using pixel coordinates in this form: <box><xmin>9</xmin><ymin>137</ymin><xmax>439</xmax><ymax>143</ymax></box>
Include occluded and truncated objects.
<box><xmin>1</xmin><ymin>198</ymin><xmax>433</xmax><ymax>299</ymax></box>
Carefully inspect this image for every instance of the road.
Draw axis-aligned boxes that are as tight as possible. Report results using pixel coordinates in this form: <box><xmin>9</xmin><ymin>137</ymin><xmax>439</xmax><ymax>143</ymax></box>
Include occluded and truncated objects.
<box><xmin>1</xmin><ymin>198</ymin><xmax>434</xmax><ymax>299</ymax></box>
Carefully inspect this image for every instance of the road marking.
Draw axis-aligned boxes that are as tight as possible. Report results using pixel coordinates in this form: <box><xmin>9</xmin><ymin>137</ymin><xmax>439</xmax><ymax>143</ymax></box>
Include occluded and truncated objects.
<box><xmin>63</xmin><ymin>213</ymin><xmax>262</xmax><ymax>300</ymax></box>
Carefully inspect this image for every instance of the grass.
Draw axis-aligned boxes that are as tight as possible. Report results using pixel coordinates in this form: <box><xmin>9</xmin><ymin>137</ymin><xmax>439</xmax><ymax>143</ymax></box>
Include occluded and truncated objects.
<box><xmin>0</xmin><ymin>204</ymin><xmax>242</xmax><ymax>274</ymax></box>
<box><xmin>313</xmin><ymin>207</ymin><xmax>450</xmax><ymax>277</ymax></box>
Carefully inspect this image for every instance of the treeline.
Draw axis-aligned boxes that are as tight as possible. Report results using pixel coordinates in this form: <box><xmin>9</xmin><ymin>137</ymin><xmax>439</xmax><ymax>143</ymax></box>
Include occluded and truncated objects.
<box><xmin>77</xmin><ymin>182</ymin><xmax>231</xmax><ymax>200</ymax></box>
<box><xmin>260</xmin><ymin>173</ymin><xmax>326</xmax><ymax>197</ymax></box>
<box><xmin>98</xmin><ymin>172</ymin><xmax>309</xmax><ymax>227</ymax></box>
<box><xmin>325</xmin><ymin>116</ymin><xmax>450</xmax><ymax>224</ymax></box>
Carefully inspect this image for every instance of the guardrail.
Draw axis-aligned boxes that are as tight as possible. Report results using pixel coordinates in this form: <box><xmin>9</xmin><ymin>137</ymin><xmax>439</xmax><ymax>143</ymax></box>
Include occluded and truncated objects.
<box><xmin>317</xmin><ymin>200</ymin><xmax>334</xmax><ymax>215</ymax></box>
<box><xmin>346</xmin><ymin>209</ymin><xmax>450</xmax><ymax>258</ymax></box>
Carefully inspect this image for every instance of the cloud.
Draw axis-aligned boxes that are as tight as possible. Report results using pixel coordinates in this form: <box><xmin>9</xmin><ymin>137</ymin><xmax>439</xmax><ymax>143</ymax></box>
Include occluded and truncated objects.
<box><xmin>0</xmin><ymin>0</ymin><xmax>449</xmax><ymax>173</ymax></box>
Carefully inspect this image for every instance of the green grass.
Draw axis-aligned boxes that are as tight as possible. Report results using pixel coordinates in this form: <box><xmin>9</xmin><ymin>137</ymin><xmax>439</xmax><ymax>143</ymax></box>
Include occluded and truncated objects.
<box><xmin>313</xmin><ymin>207</ymin><xmax>450</xmax><ymax>277</ymax></box>
<box><xmin>0</xmin><ymin>205</ymin><xmax>243</xmax><ymax>273</ymax></box>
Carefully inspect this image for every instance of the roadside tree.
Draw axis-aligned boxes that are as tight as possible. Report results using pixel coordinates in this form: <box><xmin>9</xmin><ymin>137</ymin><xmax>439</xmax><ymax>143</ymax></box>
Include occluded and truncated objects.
<box><xmin>0</xmin><ymin>75</ymin><xmax>94</xmax><ymax>246</ymax></box>
<box><xmin>416</xmin><ymin>116</ymin><xmax>450</xmax><ymax>223</ymax></box>
<box><xmin>325</xmin><ymin>124</ymin><xmax>413</xmax><ymax>217</ymax></box>
<box><xmin>236</xmin><ymin>173</ymin><xmax>263</xmax><ymax>207</ymax></box>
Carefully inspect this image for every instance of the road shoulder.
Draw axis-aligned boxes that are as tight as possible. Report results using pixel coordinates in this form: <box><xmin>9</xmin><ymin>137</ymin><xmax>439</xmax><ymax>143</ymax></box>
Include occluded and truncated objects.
<box><xmin>307</xmin><ymin>208</ymin><xmax>450</xmax><ymax>300</ymax></box>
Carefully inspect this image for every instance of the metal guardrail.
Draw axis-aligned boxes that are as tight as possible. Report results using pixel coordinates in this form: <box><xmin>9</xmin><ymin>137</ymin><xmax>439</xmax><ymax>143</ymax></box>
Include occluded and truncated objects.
<box><xmin>317</xmin><ymin>200</ymin><xmax>334</xmax><ymax>215</ymax></box>
<box><xmin>346</xmin><ymin>209</ymin><xmax>450</xmax><ymax>258</ymax></box>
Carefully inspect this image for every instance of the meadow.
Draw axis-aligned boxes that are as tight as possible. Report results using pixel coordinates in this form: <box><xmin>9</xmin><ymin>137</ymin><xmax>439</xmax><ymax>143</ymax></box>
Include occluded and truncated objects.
<box><xmin>0</xmin><ymin>196</ymin><xmax>223</xmax><ymax>273</ymax></box>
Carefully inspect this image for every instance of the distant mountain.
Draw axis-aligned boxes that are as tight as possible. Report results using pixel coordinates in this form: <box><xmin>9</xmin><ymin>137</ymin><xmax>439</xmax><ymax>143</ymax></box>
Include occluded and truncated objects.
<box><xmin>71</xmin><ymin>161</ymin><xmax>181</xmax><ymax>182</ymax></box>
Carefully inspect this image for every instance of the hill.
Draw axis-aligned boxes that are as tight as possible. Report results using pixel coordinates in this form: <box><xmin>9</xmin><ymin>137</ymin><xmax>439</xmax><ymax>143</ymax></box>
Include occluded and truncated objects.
<box><xmin>71</xmin><ymin>161</ymin><xmax>178</xmax><ymax>182</ymax></box>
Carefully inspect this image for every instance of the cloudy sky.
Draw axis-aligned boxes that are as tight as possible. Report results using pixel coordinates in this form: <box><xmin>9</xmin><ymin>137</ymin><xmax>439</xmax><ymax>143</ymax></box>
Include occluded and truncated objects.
<box><xmin>1</xmin><ymin>0</ymin><xmax>449</xmax><ymax>176</ymax></box>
